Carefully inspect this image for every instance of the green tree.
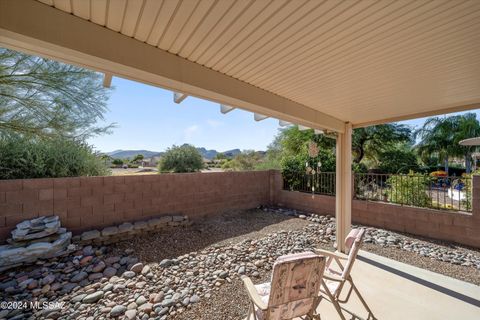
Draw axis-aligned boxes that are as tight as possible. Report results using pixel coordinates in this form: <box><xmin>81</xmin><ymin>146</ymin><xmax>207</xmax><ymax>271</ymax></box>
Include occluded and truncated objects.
<box><xmin>377</xmin><ymin>145</ymin><xmax>419</xmax><ymax>174</ymax></box>
<box><xmin>159</xmin><ymin>144</ymin><xmax>204</xmax><ymax>173</ymax></box>
<box><xmin>215</xmin><ymin>152</ymin><xmax>227</xmax><ymax>160</ymax></box>
<box><xmin>0</xmin><ymin>134</ymin><xmax>109</xmax><ymax>179</ymax></box>
<box><xmin>132</xmin><ymin>154</ymin><xmax>144</xmax><ymax>163</ymax></box>
<box><xmin>221</xmin><ymin>150</ymin><xmax>263</xmax><ymax>171</ymax></box>
<box><xmin>352</xmin><ymin>124</ymin><xmax>412</xmax><ymax>165</ymax></box>
<box><xmin>415</xmin><ymin>113</ymin><xmax>480</xmax><ymax>173</ymax></box>
<box><xmin>112</xmin><ymin>158</ymin><xmax>124</xmax><ymax>166</ymax></box>
<box><xmin>0</xmin><ymin>48</ymin><xmax>113</xmax><ymax>139</ymax></box>
<box><xmin>265</xmin><ymin>124</ymin><xmax>412</xmax><ymax>174</ymax></box>
<box><xmin>100</xmin><ymin>154</ymin><xmax>112</xmax><ymax>166</ymax></box>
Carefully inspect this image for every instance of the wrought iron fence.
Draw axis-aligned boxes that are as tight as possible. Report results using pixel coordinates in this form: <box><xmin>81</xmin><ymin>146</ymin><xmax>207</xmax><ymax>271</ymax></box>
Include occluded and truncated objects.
<box><xmin>355</xmin><ymin>173</ymin><xmax>472</xmax><ymax>212</ymax></box>
<box><xmin>282</xmin><ymin>171</ymin><xmax>472</xmax><ymax>212</ymax></box>
<box><xmin>283</xmin><ymin>172</ymin><xmax>336</xmax><ymax>196</ymax></box>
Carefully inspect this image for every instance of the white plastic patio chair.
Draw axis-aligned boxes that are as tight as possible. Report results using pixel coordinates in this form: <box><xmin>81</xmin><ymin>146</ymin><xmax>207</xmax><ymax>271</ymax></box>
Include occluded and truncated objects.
<box><xmin>315</xmin><ymin>228</ymin><xmax>377</xmax><ymax>320</ymax></box>
<box><xmin>242</xmin><ymin>252</ymin><xmax>326</xmax><ymax>320</ymax></box>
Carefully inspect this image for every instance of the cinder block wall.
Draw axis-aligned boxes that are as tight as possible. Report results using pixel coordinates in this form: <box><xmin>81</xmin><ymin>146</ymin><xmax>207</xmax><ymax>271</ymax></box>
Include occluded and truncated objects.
<box><xmin>0</xmin><ymin>171</ymin><xmax>270</xmax><ymax>240</ymax></box>
<box><xmin>271</xmin><ymin>171</ymin><xmax>480</xmax><ymax>248</ymax></box>
<box><xmin>1</xmin><ymin>170</ymin><xmax>479</xmax><ymax>248</ymax></box>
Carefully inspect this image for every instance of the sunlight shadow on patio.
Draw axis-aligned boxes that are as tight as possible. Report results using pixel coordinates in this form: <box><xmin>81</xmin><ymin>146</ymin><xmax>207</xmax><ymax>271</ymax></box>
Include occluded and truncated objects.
<box><xmin>316</xmin><ymin>251</ymin><xmax>480</xmax><ymax>320</ymax></box>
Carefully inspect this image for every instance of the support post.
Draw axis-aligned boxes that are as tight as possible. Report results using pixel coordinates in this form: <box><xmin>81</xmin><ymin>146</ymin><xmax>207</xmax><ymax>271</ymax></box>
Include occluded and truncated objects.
<box><xmin>103</xmin><ymin>73</ymin><xmax>112</xmax><ymax>88</ymax></box>
<box><xmin>335</xmin><ymin>122</ymin><xmax>352</xmax><ymax>253</ymax></box>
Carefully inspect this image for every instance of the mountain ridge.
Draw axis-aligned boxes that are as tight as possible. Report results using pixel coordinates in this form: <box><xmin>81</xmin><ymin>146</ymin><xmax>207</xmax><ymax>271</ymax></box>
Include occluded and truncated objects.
<box><xmin>106</xmin><ymin>147</ymin><xmax>244</xmax><ymax>160</ymax></box>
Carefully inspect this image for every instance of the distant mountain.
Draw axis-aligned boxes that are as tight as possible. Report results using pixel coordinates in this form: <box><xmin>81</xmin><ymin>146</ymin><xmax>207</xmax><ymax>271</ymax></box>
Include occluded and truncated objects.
<box><xmin>222</xmin><ymin>149</ymin><xmax>241</xmax><ymax>158</ymax></box>
<box><xmin>196</xmin><ymin>147</ymin><xmax>218</xmax><ymax>160</ymax></box>
<box><xmin>107</xmin><ymin>150</ymin><xmax>162</xmax><ymax>159</ymax></box>
<box><xmin>106</xmin><ymin>147</ymin><xmax>253</xmax><ymax>160</ymax></box>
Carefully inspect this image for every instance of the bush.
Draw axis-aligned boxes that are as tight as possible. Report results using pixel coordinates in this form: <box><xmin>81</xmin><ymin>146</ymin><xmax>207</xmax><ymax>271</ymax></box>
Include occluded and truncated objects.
<box><xmin>112</xmin><ymin>158</ymin><xmax>123</xmax><ymax>165</ymax></box>
<box><xmin>0</xmin><ymin>135</ymin><xmax>110</xmax><ymax>179</ymax></box>
<box><xmin>158</xmin><ymin>144</ymin><xmax>203</xmax><ymax>173</ymax></box>
<box><xmin>377</xmin><ymin>147</ymin><xmax>419</xmax><ymax>174</ymax></box>
<box><xmin>221</xmin><ymin>150</ymin><xmax>263</xmax><ymax>171</ymax></box>
<box><xmin>386</xmin><ymin>173</ymin><xmax>431</xmax><ymax>207</ymax></box>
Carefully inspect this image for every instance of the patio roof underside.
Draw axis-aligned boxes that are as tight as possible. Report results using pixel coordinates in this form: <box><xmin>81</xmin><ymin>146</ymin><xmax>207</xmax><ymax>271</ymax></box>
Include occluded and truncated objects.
<box><xmin>1</xmin><ymin>0</ymin><xmax>480</xmax><ymax>133</ymax></box>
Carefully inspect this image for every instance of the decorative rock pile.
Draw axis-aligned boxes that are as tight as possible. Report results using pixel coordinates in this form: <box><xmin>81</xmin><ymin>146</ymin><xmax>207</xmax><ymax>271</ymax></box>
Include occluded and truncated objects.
<box><xmin>75</xmin><ymin>215</ymin><xmax>190</xmax><ymax>246</ymax></box>
<box><xmin>0</xmin><ymin>224</ymin><xmax>324</xmax><ymax>319</ymax></box>
<box><xmin>0</xmin><ymin>208</ymin><xmax>478</xmax><ymax>319</ymax></box>
<box><xmin>0</xmin><ymin>216</ymin><xmax>72</xmax><ymax>272</ymax></box>
<box><xmin>264</xmin><ymin>206</ymin><xmax>480</xmax><ymax>269</ymax></box>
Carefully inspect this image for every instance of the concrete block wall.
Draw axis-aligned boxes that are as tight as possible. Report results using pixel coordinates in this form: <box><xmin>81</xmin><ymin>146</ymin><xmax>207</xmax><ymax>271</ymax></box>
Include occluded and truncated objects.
<box><xmin>0</xmin><ymin>170</ymin><xmax>479</xmax><ymax>248</ymax></box>
<box><xmin>271</xmin><ymin>171</ymin><xmax>480</xmax><ymax>248</ymax></box>
<box><xmin>0</xmin><ymin>171</ymin><xmax>269</xmax><ymax>240</ymax></box>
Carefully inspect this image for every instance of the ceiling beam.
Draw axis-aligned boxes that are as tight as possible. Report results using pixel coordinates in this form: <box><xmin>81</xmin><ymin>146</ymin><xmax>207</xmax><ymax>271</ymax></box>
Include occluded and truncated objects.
<box><xmin>220</xmin><ymin>104</ymin><xmax>235</xmax><ymax>114</ymax></box>
<box><xmin>102</xmin><ymin>73</ymin><xmax>112</xmax><ymax>88</ymax></box>
<box><xmin>173</xmin><ymin>92</ymin><xmax>188</xmax><ymax>104</ymax></box>
<box><xmin>254</xmin><ymin>113</ymin><xmax>268</xmax><ymax>121</ymax></box>
<box><xmin>353</xmin><ymin>102</ymin><xmax>480</xmax><ymax>128</ymax></box>
<box><xmin>298</xmin><ymin>125</ymin><xmax>310</xmax><ymax>131</ymax></box>
<box><xmin>279</xmin><ymin>120</ymin><xmax>292</xmax><ymax>127</ymax></box>
<box><xmin>0</xmin><ymin>0</ymin><xmax>345</xmax><ymax>133</ymax></box>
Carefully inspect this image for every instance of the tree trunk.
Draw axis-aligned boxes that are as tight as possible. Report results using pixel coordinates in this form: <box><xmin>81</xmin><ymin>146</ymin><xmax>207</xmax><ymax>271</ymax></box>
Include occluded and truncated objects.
<box><xmin>444</xmin><ymin>157</ymin><xmax>449</xmax><ymax>174</ymax></box>
<box><xmin>465</xmin><ymin>154</ymin><xmax>471</xmax><ymax>174</ymax></box>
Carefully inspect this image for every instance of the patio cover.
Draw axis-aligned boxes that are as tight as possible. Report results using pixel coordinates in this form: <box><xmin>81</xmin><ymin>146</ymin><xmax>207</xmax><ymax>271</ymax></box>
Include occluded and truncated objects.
<box><xmin>1</xmin><ymin>0</ymin><xmax>479</xmax><ymax>251</ymax></box>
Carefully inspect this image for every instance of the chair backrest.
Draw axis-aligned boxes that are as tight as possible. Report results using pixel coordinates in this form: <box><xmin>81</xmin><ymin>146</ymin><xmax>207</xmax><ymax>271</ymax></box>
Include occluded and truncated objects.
<box><xmin>266</xmin><ymin>252</ymin><xmax>325</xmax><ymax>320</ymax></box>
<box><xmin>340</xmin><ymin>228</ymin><xmax>365</xmax><ymax>280</ymax></box>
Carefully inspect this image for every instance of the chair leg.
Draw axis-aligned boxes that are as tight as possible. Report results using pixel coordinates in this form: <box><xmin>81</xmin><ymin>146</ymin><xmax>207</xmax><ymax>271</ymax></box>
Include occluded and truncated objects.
<box><xmin>321</xmin><ymin>281</ymin><xmax>347</xmax><ymax>320</ymax></box>
<box><xmin>351</xmin><ymin>282</ymin><xmax>376</xmax><ymax>320</ymax></box>
<box><xmin>247</xmin><ymin>302</ymin><xmax>257</xmax><ymax>320</ymax></box>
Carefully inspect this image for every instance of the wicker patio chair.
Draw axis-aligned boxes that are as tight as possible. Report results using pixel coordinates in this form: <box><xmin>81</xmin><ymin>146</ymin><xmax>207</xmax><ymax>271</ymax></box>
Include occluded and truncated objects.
<box><xmin>315</xmin><ymin>228</ymin><xmax>377</xmax><ymax>320</ymax></box>
<box><xmin>242</xmin><ymin>252</ymin><xmax>326</xmax><ymax>320</ymax></box>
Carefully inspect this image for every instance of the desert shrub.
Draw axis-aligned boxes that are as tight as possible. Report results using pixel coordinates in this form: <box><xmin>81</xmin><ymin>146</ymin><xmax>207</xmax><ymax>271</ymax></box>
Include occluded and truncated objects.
<box><xmin>112</xmin><ymin>158</ymin><xmax>124</xmax><ymax>165</ymax></box>
<box><xmin>158</xmin><ymin>144</ymin><xmax>203</xmax><ymax>173</ymax></box>
<box><xmin>386</xmin><ymin>173</ymin><xmax>431</xmax><ymax>207</ymax></box>
<box><xmin>0</xmin><ymin>135</ymin><xmax>110</xmax><ymax>179</ymax></box>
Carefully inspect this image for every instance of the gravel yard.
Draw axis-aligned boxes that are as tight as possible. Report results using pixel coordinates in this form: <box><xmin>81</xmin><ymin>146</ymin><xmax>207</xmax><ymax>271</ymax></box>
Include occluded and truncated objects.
<box><xmin>1</xmin><ymin>207</ymin><xmax>479</xmax><ymax>320</ymax></box>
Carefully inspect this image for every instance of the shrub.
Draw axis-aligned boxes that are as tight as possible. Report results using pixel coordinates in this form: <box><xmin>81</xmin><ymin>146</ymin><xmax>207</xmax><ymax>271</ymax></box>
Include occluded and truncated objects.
<box><xmin>386</xmin><ymin>173</ymin><xmax>431</xmax><ymax>207</ymax></box>
<box><xmin>0</xmin><ymin>135</ymin><xmax>110</xmax><ymax>179</ymax></box>
<box><xmin>377</xmin><ymin>147</ymin><xmax>419</xmax><ymax>174</ymax></box>
<box><xmin>158</xmin><ymin>144</ymin><xmax>203</xmax><ymax>173</ymax></box>
<box><xmin>112</xmin><ymin>158</ymin><xmax>124</xmax><ymax>165</ymax></box>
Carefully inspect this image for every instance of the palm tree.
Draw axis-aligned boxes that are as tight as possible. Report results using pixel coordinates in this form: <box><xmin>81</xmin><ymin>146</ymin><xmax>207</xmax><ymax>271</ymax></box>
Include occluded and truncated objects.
<box><xmin>415</xmin><ymin>113</ymin><xmax>480</xmax><ymax>173</ymax></box>
<box><xmin>452</xmin><ymin>114</ymin><xmax>480</xmax><ymax>173</ymax></box>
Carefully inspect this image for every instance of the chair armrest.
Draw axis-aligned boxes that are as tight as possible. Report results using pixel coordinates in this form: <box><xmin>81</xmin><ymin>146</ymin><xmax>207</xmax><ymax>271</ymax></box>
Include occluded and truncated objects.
<box><xmin>314</xmin><ymin>248</ymin><xmax>348</xmax><ymax>260</ymax></box>
<box><xmin>324</xmin><ymin>274</ymin><xmax>344</xmax><ymax>282</ymax></box>
<box><xmin>241</xmin><ymin>276</ymin><xmax>268</xmax><ymax>310</ymax></box>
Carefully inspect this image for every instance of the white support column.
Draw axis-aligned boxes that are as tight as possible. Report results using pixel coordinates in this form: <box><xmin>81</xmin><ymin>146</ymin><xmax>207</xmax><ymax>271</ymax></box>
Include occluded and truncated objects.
<box><xmin>335</xmin><ymin>122</ymin><xmax>353</xmax><ymax>253</ymax></box>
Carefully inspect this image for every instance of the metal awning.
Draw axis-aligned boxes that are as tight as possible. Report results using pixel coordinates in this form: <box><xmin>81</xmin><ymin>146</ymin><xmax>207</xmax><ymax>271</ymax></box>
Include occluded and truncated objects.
<box><xmin>1</xmin><ymin>0</ymin><xmax>479</xmax><ymax>132</ymax></box>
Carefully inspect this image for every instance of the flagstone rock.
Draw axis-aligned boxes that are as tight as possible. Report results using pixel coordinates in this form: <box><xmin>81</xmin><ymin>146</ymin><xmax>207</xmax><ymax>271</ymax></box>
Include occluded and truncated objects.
<box><xmin>118</xmin><ymin>222</ymin><xmax>134</xmax><ymax>233</ymax></box>
<box><xmin>0</xmin><ymin>216</ymin><xmax>71</xmax><ymax>272</ymax></box>
<box><xmin>81</xmin><ymin>230</ymin><xmax>101</xmax><ymax>241</ymax></box>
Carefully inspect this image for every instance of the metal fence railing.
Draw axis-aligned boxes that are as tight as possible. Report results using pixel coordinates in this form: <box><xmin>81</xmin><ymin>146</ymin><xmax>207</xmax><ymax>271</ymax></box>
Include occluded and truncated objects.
<box><xmin>283</xmin><ymin>172</ymin><xmax>336</xmax><ymax>196</ymax></box>
<box><xmin>282</xmin><ymin>171</ymin><xmax>472</xmax><ymax>213</ymax></box>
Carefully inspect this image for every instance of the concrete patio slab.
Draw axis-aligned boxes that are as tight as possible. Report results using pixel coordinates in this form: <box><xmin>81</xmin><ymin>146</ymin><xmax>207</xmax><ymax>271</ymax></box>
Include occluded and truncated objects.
<box><xmin>316</xmin><ymin>250</ymin><xmax>480</xmax><ymax>320</ymax></box>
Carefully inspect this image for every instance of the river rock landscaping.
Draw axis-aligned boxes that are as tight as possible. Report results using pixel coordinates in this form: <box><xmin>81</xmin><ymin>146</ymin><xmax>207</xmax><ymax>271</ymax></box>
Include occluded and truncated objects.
<box><xmin>0</xmin><ymin>207</ymin><xmax>479</xmax><ymax>320</ymax></box>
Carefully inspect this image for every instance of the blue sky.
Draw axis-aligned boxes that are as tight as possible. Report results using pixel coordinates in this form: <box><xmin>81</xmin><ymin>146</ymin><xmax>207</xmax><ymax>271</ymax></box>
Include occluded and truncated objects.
<box><xmin>88</xmin><ymin>77</ymin><xmax>479</xmax><ymax>153</ymax></box>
